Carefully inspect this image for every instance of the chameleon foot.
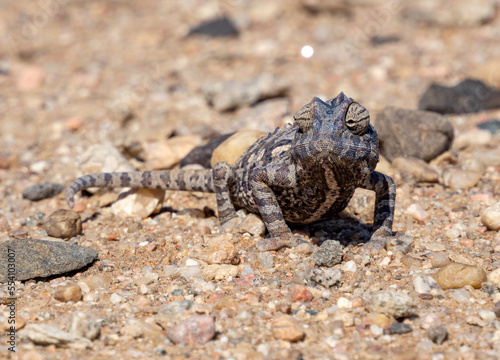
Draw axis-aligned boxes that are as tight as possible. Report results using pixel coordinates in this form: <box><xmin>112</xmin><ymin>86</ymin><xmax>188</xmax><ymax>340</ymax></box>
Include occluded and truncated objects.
<box><xmin>359</xmin><ymin>237</ymin><xmax>387</xmax><ymax>255</ymax></box>
<box><xmin>256</xmin><ymin>235</ymin><xmax>300</xmax><ymax>251</ymax></box>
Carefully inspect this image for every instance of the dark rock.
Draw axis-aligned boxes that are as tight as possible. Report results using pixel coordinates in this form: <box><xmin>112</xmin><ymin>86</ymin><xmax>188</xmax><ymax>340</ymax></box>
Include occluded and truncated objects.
<box><xmin>187</xmin><ymin>17</ymin><xmax>238</xmax><ymax>37</ymax></box>
<box><xmin>370</xmin><ymin>35</ymin><xmax>400</xmax><ymax>46</ymax></box>
<box><xmin>478</xmin><ymin>119</ymin><xmax>500</xmax><ymax>134</ymax></box>
<box><xmin>22</xmin><ymin>182</ymin><xmax>63</xmax><ymax>201</ymax></box>
<box><xmin>375</xmin><ymin>107</ymin><xmax>454</xmax><ymax>162</ymax></box>
<box><xmin>389</xmin><ymin>322</ymin><xmax>412</xmax><ymax>335</ymax></box>
<box><xmin>0</xmin><ymin>239</ymin><xmax>98</xmax><ymax>282</ymax></box>
<box><xmin>427</xmin><ymin>325</ymin><xmax>448</xmax><ymax>345</ymax></box>
<box><xmin>180</xmin><ymin>133</ymin><xmax>234</xmax><ymax>168</ymax></box>
<box><xmin>44</xmin><ymin>209</ymin><xmax>82</xmax><ymax>239</ymax></box>
<box><xmin>419</xmin><ymin>79</ymin><xmax>500</xmax><ymax>114</ymax></box>
<box><xmin>313</xmin><ymin>240</ymin><xmax>343</xmax><ymax>267</ymax></box>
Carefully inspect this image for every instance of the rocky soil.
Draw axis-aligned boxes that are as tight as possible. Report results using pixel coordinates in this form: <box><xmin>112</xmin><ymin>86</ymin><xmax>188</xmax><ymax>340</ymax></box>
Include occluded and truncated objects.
<box><xmin>1</xmin><ymin>0</ymin><xmax>500</xmax><ymax>359</ymax></box>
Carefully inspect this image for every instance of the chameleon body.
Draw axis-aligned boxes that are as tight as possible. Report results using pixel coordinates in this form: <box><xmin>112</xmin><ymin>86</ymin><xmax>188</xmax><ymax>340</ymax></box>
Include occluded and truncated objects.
<box><xmin>65</xmin><ymin>92</ymin><xmax>396</xmax><ymax>252</ymax></box>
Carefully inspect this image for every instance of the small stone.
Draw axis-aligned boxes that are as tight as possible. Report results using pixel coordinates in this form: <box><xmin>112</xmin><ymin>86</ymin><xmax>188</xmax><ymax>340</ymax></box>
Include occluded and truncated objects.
<box><xmin>341</xmin><ymin>260</ymin><xmax>357</xmax><ymax>273</ymax></box>
<box><xmin>419</xmin><ymin>313</ymin><xmax>442</xmax><ymax>330</ymax></box>
<box><xmin>79</xmin><ymin>142</ymin><xmax>135</xmax><ymax>179</ymax></box>
<box><xmin>428</xmin><ymin>326</ymin><xmax>448</xmax><ymax>345</ymax></box>
<box><xmin>306</xmin><ymin>267</ymin><xmax>341</xmax><ymax>288</ymax></box>
<box><xmin>375</xmin><ymin>107</ymin><xmax>453</xmax><ymax>162</ymax></box>
<box><xmin>434</xmin><ymin>262</ymin><xmax>487</xmax><ymax>290</ymax></box>
<box><xmin>190</xmin><ymin>235</ymin><xmax>238</xmax><ymax>265</ymax></box>
<box><xmin>110</xmin><ymin>293</ymin><xmax>124</xmax><ymax>304</ymax></box>
<box><xmin>431</xmin><ymin>252</ymin><xmax>450</xmax><ymax>268</ymax></box>
<box><xmin>441</xmin><ymin>168</ymin><xmax>481</xmax><ymax>190</ymax></box>
<box><xmin>337</xmin><ymin>297</ymin><xmax>352</xmax><ymax>309</ymax></box>
<box><xmin>68</xmin><ymin>311</ymin><xmax>101</xmax><ymax>340</ymax></box>
<box><xmin>16</xmin><ymin>65</ymin><xmax>45</xmax><ymax>91</ymax></box>
<box><xmin>203</xmin><ymin>264</ymin><xmax>239</xmax><ymax>281</ymax></box>
<box><xmin>22</xmin><ymin>182</ymin><xmax>63</xmax><ymax>201</ymax></box>
<box><xmin>390</xmin><ymin>322</ymin><xmax>412</xmax><ymax>335</ymax></box>
<box><xmin>54</xmin><ymin>284</ymin><xmax>83</xmax><ymax>303</ymax></box>
<box><xmin>144</xmin><ymin>135</ymin><xmax>203</xmax><ymax>170</ymax></box>
<box><xmin>413</xmin><ymin>275</ymin><xmax>440</xmax><ymax>294</ymax></box>
<box><xmin>211</xmin><ymin>130</ymin><xmax>267</xmax><ymax>167</ymax></box>
<box><xmin>257</xmin><ymin>252</ymin><xmax>274</xmax><ymax>269</ymax></box>
<box><xmin>122</xmin><ymin>321</ymin><xmax>164</xmax><ymax>340</ymax></box>
<box><xmin>158</xmin><ymin>300</ymin><xmax>193</xmax><ymax>320</ymax></box>
<box><xmin>271</xmin><ymin>315</ymin><xmax>304</xmax><ymax>342</ymax></box>
<box><xmin>187</xmin><ymin>16</ymin><xmax>239</xmax><ymax>37</ymax></box>
<box><xmin>454</xmin><ymin>129</ymin><xmax>493</xmax><ymax>149</ymax></box>
<box><xmin>386</xmin><ymin>235</ymin><xmax>413</xmax><ymax>254</ymax></box>
<box><xmin>165</xmin><ymin>314</ymin><xmax>216</xmax><ymax>345</ymax></box>
<box><xmin>112</xmin><ymin>188</ymin><xmax>165</xmax><ymax>219</ymax></box>
<box><xmin>203</xmin><ymin>74</ymin><xmax>288</xmax><ymax>111</ymax></box>
<box><xmin>368</xmin><ymin>291</ymin><xmax>417</xmax><ymax>318</ymax></box>
<box><xmin>0</xmin><ymin>239</ymin><xmax>97</xmax><ymax>282</ymax></box>
<box><xmin>313</xmin><ymin>240</ymin><xmax>343</xmax><ymax>267</ymax></box>
<box><xmin>488</xmin><ymin>268</ymin><xmax>500</xmax><ymax>289</ymax></box>
<box><xmin>24</xmin><ymin>212</ymin><xmax>45</xmax><ymax>227</ymax></box>
<box><xmin>83</xmin><ymin>274</ymin><xmax>111</xmax><ymax>290</ymax></box>
<box><xmin>401</xmin><ymin>255</ymin><xmax>422</xmax><ymax>268</ymax></box>
<box><xmin>392</xmin><ymin>157</ymin><xmax>439</xmax><ymax>183</ymax></box>
<box><xmin>452</xmin><ymin>289</ymin><xmax>471</xmax><ymax>303</ymax></box>
<box><xmin>291</xmin><ymin>285</ymin><xmax>313</xmax><ymax>302</ymax></box>
<box><xmin>406</xmin><ymin>204</ymin><xmax>430</xmax><ymax>222</ymax></box>
<box><xmin>478</xmin><ymin>118</ymin><xmax>500</xmax><ymax>134</ymax></box>
<box><xmin>478</xmin><ymin>310</ymin><xmax>496</xmax><ymax>324</ymax></box>
<box><xmin>44</xmin><ymin>209</ymin><xmax>82</xmax><ymax>239</ymax></box>
<box><xmin>481</xmin><ymin>203</ymin><xmax>500</xmax><ymax>231</ymax></box>
<box><xmin>236</xmin><ymin>213</ymin><xmax>266</xmax><ymax>236</ymax></box>
<box><xmin>19</xmin><ymin>324</ymin><xmax>91</xmax><ymax>349</ymax></box>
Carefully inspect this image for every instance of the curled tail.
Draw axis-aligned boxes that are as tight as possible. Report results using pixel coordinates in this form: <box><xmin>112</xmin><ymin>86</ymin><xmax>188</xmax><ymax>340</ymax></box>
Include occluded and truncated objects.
<box><xmin>64</xmin><ymin>169</ymin><xmax>214</xmax><ymax>208</ymax></box>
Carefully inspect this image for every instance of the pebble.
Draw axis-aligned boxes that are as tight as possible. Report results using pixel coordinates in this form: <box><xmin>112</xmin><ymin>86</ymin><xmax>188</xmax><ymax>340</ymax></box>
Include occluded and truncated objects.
<box><xmin>291</xmin><ymin>284</ymin><xmax>313</xmax><ymax>302</ymax></box>
<box><xmin>16</xmin><ymin>65</ymin><xmax>45</xmax><ymax>91</ymax></box>
<box><xmin>481</xmin><ymin>203</ymin><xmax>500</xmax><ymax>231</ymax></box>
<box><xmin>203</xmin><ymin>73</ymin><xmax>289</xmax><ymax>111</ymax></box>
<box><xmin>306</xmin><ymin>267</ymin><xmax>342</xmax><ymax>288</ymax></box>
<box><xmin>22</xmin><ymin>182</ymin><xmax>64</xmax><ymax>201</ymax></box>
<box><xmin>122</xmin><ymin>321</ymin><xmax>164</xmax><ymax>340</ymax></box>
<box><xmin>158</xmin><ymin>300</ymin><xmax>193</xmax><ymax>320</ymax></box>
<box><xmin>54</xmin><ymin>284</ymin><xmax>83</xmax><ymax>303</ymax></box>
<box><xmin>112</xmin><ymin>188</ymin><xmax>165</xmax><ymax>219</ymax></box>
<box><xmin>341</xmin><ymin>260</ymin><xmax>357</xmax><ymax>273</ymax></box>
<box><xmin>386</xmin><ymin>235</ymin><xmax>413</xmax><ymax>255</ymax></box>
<box><xmin>144</xmin><ymin>135</ymin><xmax>203</xmax><ymax>169</ymax></box>
<box><xmin>79</xmin><ymin>142</ymin><xmax>135</xmax><ymax>178</ymax></box>
<box><xmin>19</xmin><ymin>324</ymin><xmax>92</xmax><ymax>349</ymax></box>
<box><xmin>271</xmin><ymin>315</ymin><xmax>304</xmax><ymax>342</ymax></box>
<box><xmin>190</xmin><ymin>235</ymin><xmax>239</xmax><ymax>265</ymax></box>
<box><xmin>24</xmin><ymin>212</ymin><xmax>45</xmax><ymax>227</ymax></box>
<box><xmin>419</xmin><ymin>313</ymin><xmax>442</xmax><ymax>330</ymax></box>
<box><xmin>68</xmin><ymin>311</ymin><xmax>101</xmax><ymax>340</ymax></box>
<box><xmin>427</xmin><ymin>326</ymin><xmax>448</xmax><ymax>345</ymax></box>
<box><xmin>375</xmin><ymin>107</ymin><xmax>453</xmax><ymax>162</ymax></box>
<box><xmin>232</xmin><ymin>98</ymin><xmax>291</xmax><ymax>132</ymax></box>
<box><xmin>441</xmin><ymin>168</ymin><xmax>481</xmax><ymax>190</ymax></box>
<box><xmin>392</xmin><ymin>157</ymin><xmax>439</xmax><ymax>183</ymax></box>
<box><xmin>211</xmin><ymin>130</ymin><xmax>267</xmax><ymax>167</ymax></box>
<box><xmin>187</xmin><ymin>16</ymin><xmax>239</xmax><ymax>37</ymax></box>
<box><xmin>110</xmin><ymin>293</ymin><xmax>124</xmax><ymax>304</ymax></box>
<box><xmin>488</xmin><ymin>268</ymin><xmax>500</xmax><ymax>289</ymax></box>
<box><xmin>478</xmin><ymin>118</ymin><xmax>500</xmax><ymax>134</ymax></box>
<box><xmin>0</xmin><ymin>239</ymin><xmax>97</xmax><ymax>282</ymax></box>
<box><xmin>434</xmin><ymin>262</ymin><xmax>487</xmax><ymax>290</ymax></box>
<box><xmin>368</xmin><ymin>291</ymin><xmax>417</xmax><ymax>318</ymax></box>
<box><xmin>390</xmin><ymin>322</ymin><xmax>412</xmax><ymax>335</ymax></box>
<box><xmin>431</xmin><ymin>252</ymin><xmax>451</xmax><ymax>268</ymax></box>
<box><xmin>203</xmin><ymin>264</ymin><xmax>239</xmax><ymax>281</ymax></box>
<box><xmin>313</xmin><ymin>240</ymin><xmax>343</xmax><ymax>267</ymax></box>
<box><xmin>419</xmin><ymin>79</ymin><xmax>500</xmax><ymax>114</ymax></box>
<box><xmin>454</xmin><ymin>129</ymin><xmax>493</xmax><ymax>149</ymax></box>
<box><xmin>406</xmin><ymin>204</ymin><xmax>430</xmax><ymax>222</ymax></box>
<box><xmin>478</xmin><ymin>310</ymin><xmax>497</xmax><ymax>324</ymax></box>
<box><xmin>413</xmin><ymin>275</ymin><xmax>440</xmax><ymax>295</ymax></box>
<box><xmin>235</xmin><ymin>213</ymin><xmax>266</xmax><ymax>236</ymax></box>
<box><xmin>44</xmin><ymin>209</ymin><xmax>82</xmax><ymax>239</ymax></box>
<box><xmin>165</xmin><ymin>314</ymin><xmax>216</xmax><ymax>345</ymax></box>
<box><xmin>181</xmin><ymin>133</ymin><xmax>234</xmax><ymax>168</ymax></box>
<box><xmin>82</xmin><ymin>274</ymin><xmax>111</xmax><ymax>290</ymax></box>
<box><xmin>257</xmin><ymin>252</ymin><xmax>274</xmax><ymax>269</ymax></box>
<box><xmin>452</xmin><ymin>289</ymin><xmax>471</xmax><ymax>303</ymax></box>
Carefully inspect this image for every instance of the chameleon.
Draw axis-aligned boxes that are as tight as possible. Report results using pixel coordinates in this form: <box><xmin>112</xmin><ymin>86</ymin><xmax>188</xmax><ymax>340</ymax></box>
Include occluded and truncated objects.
<box><xmin>65</xmin><ymin>92</ymin><xmax>400</xmax><ymax>253</ymax></box>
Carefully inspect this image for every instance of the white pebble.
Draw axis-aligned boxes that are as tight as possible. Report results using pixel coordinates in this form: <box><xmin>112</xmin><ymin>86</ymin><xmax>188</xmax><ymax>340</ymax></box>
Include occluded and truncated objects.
<box><xmin>406</xmin><ymin>204</ymin><xmax>430</xmax><ymax>222</ymax></box>
<box><xmin>110</xmin><ymin>293</ymin><xmax>124</xmax><ymax>304</ymax></box>
<box><xmin>337</xmin><ymin>297</ymin><xmax>352</xmax><ymax>309</ymax></box>
<box><xmin>341</xmin><ymin>260</ymin><xmax>357</xmax><ymax>272</ymax></box>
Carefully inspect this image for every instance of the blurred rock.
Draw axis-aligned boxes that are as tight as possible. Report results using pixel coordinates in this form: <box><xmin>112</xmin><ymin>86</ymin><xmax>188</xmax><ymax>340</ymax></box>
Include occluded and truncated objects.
<box><xmin>300</xmin><ymin>0</ymin><xmax>349</xmax><ymax>14</ymax></box>
<box><xmin>181</xmin><ymin>133</ymin><xmax>234</xmax><ymax>168</ymax></box>
<box><xmin>375</xmin><ymin>107</ymin><xmax>453</xmax><ymax>162</ymax></box>
<box><xmin>481</xmin><ymin>202</ymin><xmax>500</xmax><ymax>231</ymax></box>
<box><xmin>306</xmin><ymin>267</ymin><xmax>341</xmax><ymax>288</ymax></box>
<box><xmin>211</xmin><ymin>130</ymin><xmax>267</xmax><ymax>167</ymax></box>
<box><xmin>313</xmin><ymin>240</ymin><xmax>343</xmax><ymax>267</ymax></box>
<box><xmin>477</xmin><ymin>119</ymin><xmax>500</xmax><ymax>134</ymax></box>
<box><xmin>427</xmin><ymin>326</ymin><xmax>448</xmax><ymax>345</ymax></box>
<box><xmin>392</xmin><ymin>157</ymin><xmax>438</xmax><ymax>183</ymax></box>
<box><xmin>144</xmin><ymin>135</ymin><xmax>203</xmax><ymax>170</ymax></box>
<box><xmin>0</xmin><ymin>239</ymin><xmax>97</xmax><ymax>282</ymax></box>
<box><xmin>454</xmin><ymin>129</ymin><xmax>492</xmax><ymax>149</ymax></box>
<box><xmin>235</xmin><ymin>213</ymin><xmax>266</xmax><ymax>236</ymax></box>
<box><xmin>488</xmin><ymin>268</ymin><xmax>500</xmax><ymax>289</ymax></box>
<box><xmin>165</xmin><ymin>314</ymin><xmax>216</xmax><ymax>345</ymax></box>
<box><xmin>402</xmin><ymin>0</ymin><xmax>496</xmax><ymax>28</ymax></box>
<box><xmin>291</xmin><ymin>284</ymin><xmax>313</xmax><ymax>302</ymax></box>
<box><xmin>406</xmin><ymin>204</ymin><xmax>430</xmax><ymax>222</ymax></box>
<box><xmin>434</xmin><ymin>262</ymin><xmax>487</xmax><ymax>289</ymax></box>
<box><xmin>419</xmin><ymin>79</ymin><xmax>500</xmax><ymax>114</ymax></box>
<box><xmin>431</xmin><ymin>252</ymin><xmax>451</xmax><ymax>268</ymax></box>
<box><xmin>16</xmin><ymin>65</ymin><xmax>45</xmax><ymax>91</ymax></box>
<box><xmin>19</xmin><ymin>324</ymin><xmax>92</xmax><ymax>349</ymax></box>
<box><xmin>54</xmin><ymin>284</ymin><xmax>83</xmax><ymax>303</ymax></box>
<box><xmin>190</xmin><ymin>235</ymin><xmax>239</xmax><ymax>265</ymax></box>
<box><xmin>441</xmin><ymin>168</ymin><xmax>481</xmax><ymax>190</ymax></box>
<box><xmin>112</xmin><ymin>188</ymin><xmax>165</xmax><ymax>219</ymax></box>
<box><xmin>272</xmin><ymin>315</ymin><xmax>304</xmax><ymax>342</ymax></box>
<box><xmin>203</xmin><ymin>264</ymin><xmax>239</xmax><ymax>281</ymax></box>
<box><xmin>413</xmin><ymin>275</ymin><xmax>440</xmax><ymax>294</ymax></box>
<box><xmin>82</xmin><ymin>274</ymin><xmax>111</xmax><ymax>290</ymax></box>
<box><xmin>44</xmin><ymin>209</ymin><xmax>82</xmax><ymax>239</ymax></box>
<box><xmin>203</xmin><ymin>74</ymin><xmax>288</xmax><ymax>111</ymax></box>
<box><xmin>233</xmin><ymin>98</ymin><xmax>291</xmax><ymax>132</ymax></box>
<box><xmin>68</xmin><ymin>311</ymin><xmax>101</xmax><ymax>340</ymax></box>
<box><xmin>187</xmin><ymin>16</ymin><xmax>238</xmax><ymax>37</ymax></box>
<box><xmin>390</xmin><ymin>323</ymin><xmax>412</xmax><ymax>335</ymax></box>
<box><xmin>368</xmin><ymin>291</ymin><xmax>417</xmax><ymax>318</ymax></box>
<box><xmin>22</xmin><ymin>182</ymin><xmax>63</xmax><ymax>201</ymax></box>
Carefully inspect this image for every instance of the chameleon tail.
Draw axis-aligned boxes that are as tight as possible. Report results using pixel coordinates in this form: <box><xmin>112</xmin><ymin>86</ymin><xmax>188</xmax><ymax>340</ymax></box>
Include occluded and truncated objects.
<box><xmin>64</xmin><ymin>169</ymin><xmax>214</xmax><ymax>208</ymax></box>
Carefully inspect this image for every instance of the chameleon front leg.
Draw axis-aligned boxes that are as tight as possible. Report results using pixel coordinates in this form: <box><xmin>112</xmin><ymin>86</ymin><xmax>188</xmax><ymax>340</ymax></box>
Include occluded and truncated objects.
<box><xmin>249</xmin><ymin>165</ymin><xmax>300</xmax><ymax>251</ymax></box>
<box><xmin>359</xmin><ymin>170</ymin><xmax>397</xmax><ymax>253</ymax></box>
<box><xmin>212</xmin><ymin>162</ymin><xmax>238</xmax><ymax>224</ymax></box>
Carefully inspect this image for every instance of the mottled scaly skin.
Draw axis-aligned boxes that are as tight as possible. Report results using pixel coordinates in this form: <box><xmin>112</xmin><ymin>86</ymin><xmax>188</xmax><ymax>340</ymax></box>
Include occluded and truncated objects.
<box><xmin>65</xmin><ymin>92</ymin><xmax>398</xmax><ymax>253</ymax></box>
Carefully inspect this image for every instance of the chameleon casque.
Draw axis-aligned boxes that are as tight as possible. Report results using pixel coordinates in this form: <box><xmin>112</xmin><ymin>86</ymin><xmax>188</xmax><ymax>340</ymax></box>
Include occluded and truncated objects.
<box><xmin>65</xmin><ymin>92</ymin><xmax>398</xmax><ymax>253</ymax></box>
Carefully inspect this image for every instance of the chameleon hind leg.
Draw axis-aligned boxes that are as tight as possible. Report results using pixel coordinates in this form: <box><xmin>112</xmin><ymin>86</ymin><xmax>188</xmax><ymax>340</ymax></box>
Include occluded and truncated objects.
<box><xmin>249</xmin><ymin>165</ymin><xmax>302</xmax><ymax>251</ymax></box>
<box><xmin>212</xmin><ymin>162</ymin><xmax>239</xmax><ymax>224</ymax></box>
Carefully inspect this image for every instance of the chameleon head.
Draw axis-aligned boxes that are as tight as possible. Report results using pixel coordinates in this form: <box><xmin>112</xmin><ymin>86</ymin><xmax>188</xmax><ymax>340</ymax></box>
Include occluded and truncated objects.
<box><xmin>293</xmin><ymin>92</ymin><xmax>379</xmax><ymax>170</ymax></box>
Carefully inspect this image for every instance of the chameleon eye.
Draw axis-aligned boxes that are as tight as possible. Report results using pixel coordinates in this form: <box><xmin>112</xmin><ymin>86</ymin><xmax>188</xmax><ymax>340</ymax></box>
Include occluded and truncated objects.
<box><xmin>345</xmin><ymin>102</ymin><xmax>370</xmax><ymax>135</ymax></box>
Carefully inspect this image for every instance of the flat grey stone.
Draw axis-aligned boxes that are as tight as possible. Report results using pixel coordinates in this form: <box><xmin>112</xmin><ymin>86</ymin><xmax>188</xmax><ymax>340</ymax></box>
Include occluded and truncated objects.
<box><xmin>0</xmin><ymin>239</ymin><xmax>97</xmax><ymax>283</ymax></box>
